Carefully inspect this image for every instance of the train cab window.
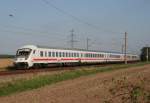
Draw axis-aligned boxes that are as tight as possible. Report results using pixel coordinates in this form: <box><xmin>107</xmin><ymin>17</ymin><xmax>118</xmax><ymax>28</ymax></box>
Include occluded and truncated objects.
<box><xmin>52</xmin><ymin>52</ymin><xmax>55</xmax><ymax>57</ymax></box>
<box><xmin>33</xmin><ymin>50</ymin><xmax>36</xmax><ymax>54</ymax></box>
<box><xmin>49</xmin><ymin>52</ymin><xmax>51</xmax><ymax>57</ymax></box>
<box><xmin>40</xmin><ymin>51</ymin><xmax>43</xmax><ymax>57</ymax></box>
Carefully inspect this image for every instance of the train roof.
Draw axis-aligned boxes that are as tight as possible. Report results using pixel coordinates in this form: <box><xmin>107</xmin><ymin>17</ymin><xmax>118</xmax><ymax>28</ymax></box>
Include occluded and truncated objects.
<box><xmin>20</xmin><ymin>45</ymin><xmax>138</xmax><ymax>56</ymax></box>
<box><xmin>36</xmin><ymin>45</ymin><xmax>126</xmax><ymax>55</ymax></box>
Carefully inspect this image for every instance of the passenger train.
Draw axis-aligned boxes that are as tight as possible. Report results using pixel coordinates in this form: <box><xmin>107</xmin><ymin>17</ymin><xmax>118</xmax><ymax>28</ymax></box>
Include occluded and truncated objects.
<box><xmin>14</xmin><ymin>45</ymin><xmax>139</xmax><ymax>68</ymax></box>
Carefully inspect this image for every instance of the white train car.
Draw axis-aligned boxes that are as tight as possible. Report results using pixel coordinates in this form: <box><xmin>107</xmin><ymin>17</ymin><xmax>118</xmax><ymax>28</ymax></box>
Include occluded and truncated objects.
<box><xmin>14</xmin><ymin>45</ymin><xmax>139</xmax><ymax>68</ymax></box>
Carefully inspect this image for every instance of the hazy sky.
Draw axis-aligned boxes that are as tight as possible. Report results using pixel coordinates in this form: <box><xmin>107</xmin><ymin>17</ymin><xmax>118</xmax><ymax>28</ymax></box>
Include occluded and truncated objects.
<box><xmin>0</xmin><ymin>0</ymin><xmax>150</xmax><ymax>55</ymax></box>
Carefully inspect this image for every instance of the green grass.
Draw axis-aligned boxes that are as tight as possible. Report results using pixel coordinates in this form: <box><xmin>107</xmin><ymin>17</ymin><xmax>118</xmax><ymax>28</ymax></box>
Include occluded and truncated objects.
<box><xmin>0</xmin><ymin>62</ymin><xmax>149</xmax><ymax>97</ymax></box>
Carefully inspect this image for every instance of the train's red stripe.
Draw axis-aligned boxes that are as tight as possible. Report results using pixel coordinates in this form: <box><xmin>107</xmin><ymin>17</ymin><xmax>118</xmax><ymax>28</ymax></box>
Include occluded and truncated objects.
<box><xmin>32</xmin><ymin>58</ymin><xmax>123</xmax><ymax>61</ymax></box>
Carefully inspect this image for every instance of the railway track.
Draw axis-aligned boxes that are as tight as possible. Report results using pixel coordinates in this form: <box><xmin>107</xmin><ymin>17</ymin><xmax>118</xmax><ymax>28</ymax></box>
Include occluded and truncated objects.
<box><xmin>0</xmin><ymin>62</ymin><xmax>134</xmax><ymax>77</ymax></box>
<box><xmin>0</xmin><ymin>67</ymin><xmax>73</xmax><ymax>76</ymax></box>
<box><xmin>0</xmin><ymin>63</ymin><xmax>109</xmax><ymax>76</ymax></box>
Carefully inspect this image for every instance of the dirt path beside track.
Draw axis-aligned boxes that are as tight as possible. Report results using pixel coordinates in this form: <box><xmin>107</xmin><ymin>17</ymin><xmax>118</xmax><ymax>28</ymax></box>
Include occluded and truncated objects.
<box><xmin>0</xmin><ymin>64</ymin><xmax>150</xmax><ymax>103</ymax></box>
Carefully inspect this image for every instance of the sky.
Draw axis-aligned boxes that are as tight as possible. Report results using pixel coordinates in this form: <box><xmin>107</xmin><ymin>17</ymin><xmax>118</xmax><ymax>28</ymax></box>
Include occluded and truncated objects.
<box><xmin>0</xmin><ymin>0</ymin><xmax>150</xmax><ymax>55</ymax></box>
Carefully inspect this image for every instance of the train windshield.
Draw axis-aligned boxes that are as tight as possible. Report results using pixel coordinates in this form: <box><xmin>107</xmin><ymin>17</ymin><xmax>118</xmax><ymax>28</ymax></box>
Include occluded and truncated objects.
<box><xmin>16</xmin><ymin>48</ymin><xmax>31</xmax><ymax>57</ymax></box>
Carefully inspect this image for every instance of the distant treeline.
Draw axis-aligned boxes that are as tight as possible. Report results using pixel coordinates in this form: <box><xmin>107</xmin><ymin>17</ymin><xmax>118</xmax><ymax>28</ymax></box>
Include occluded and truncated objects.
<box><xmin>0</xmin><ymin>54</ymin><xmax>15</xmax><ymax>58</ymax></box>
<box><xmin>140</xmin><ymin>47</ymin><xmax>150</xmax><ymax>61</ymax></box>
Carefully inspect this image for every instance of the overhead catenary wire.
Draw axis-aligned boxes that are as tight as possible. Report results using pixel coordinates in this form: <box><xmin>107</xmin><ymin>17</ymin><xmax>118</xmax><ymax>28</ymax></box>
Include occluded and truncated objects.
<box><xmin>41</xmin><ymin>0</ymin><xmax>124</xmax><ymax>34</ymax></box>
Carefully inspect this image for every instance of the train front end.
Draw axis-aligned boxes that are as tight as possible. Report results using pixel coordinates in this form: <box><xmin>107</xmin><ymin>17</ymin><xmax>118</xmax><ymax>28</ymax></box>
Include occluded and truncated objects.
<box><xmin>14</xmin><ymin>45</ymin><xmax>36</xmax><ymax>68</ymax></box>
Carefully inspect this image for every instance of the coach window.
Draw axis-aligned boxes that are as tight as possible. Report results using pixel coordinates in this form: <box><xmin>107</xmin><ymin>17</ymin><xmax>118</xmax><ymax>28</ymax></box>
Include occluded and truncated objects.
<box><xmin>62</xmin><ymin>52</ymin><xmax>64</xmax><ymax>57</ymax></box>
<box><xmin>49</xmin><ymin>52</ymin><xmax>51</xmax><ymax>57</ymax></box>
<box><xmin>65</xmin><ymin>52</ymin><xmax>68</xmax><ymax>57</ymax></box>
<box><xmin>77</xmin><ymin>53</ymin><xmax>79</xmax><ymax>57</ymax></box>
<box><xmin>45</xmin><ymin>52</ymin><xmax>47</xmax><ymax>57</ymax></box>
<box><xmin>59</xmin><ymin>52</ymin><xmax>61</xmax><ymax>57</ymax></box>
<box><xmin>74</xmin><ymin>53</ymin><xmax>76</xmax><ymax>57</ymax></box>
<box><xmin>73</xmin><ymin>53</ymin><xmax>75</xmax><ymax>57</ymax></box>
<box><xmin>40</xmin><ymin>51</ymin><xmax>43</xmax><ymax>57</ymax></box>
<box><xmin>56</xmin><ymin>52</ymin><xmax>58</xmax><ymax>57</ymax></box>
<box><xmin>97</xmin><ymin>54</ymin><xmax>99</xmax><ymax>57</ymax></box>
<box><xmin>52</xmin><ymin>52</ymin><xmax>55</xmax><ymax>57</ymax></box>
<box><xmin>66</xmin><ymin>52</ymin><xmax>68</xmax><ymax>57</ymax></box>
<box><xmin>67</xmin><ymin>52</ymin><xmax>69</xmax><ymax>57</ymax></box>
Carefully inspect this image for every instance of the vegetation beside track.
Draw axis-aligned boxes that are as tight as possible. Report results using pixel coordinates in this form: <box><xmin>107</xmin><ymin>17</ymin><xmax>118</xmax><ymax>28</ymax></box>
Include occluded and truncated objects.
<box><xmin>0</xmin><ymin>62</ymin><xmax>149</xmax><ymax>97</ymax></box>
<box><xmin>0</xmin><ymin>59</ymin><xmax>13</xmax><ymax>69</ymax></box>
<box><xmin>0</xmin><ymin>55</ymin><xmax>14</xmax><ymax>59</ymax></box>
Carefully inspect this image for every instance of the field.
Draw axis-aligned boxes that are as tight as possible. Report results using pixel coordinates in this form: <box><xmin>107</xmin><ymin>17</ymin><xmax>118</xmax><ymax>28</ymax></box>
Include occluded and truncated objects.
<box><xmin>0</xmin><ymin>59</ymin><xmax>13</xmax><ymax>69</ymax></box>
<box><xmin>0</xmin><ymin>62</ymin><xmax>149</xmax><ymax>103</ymax></box>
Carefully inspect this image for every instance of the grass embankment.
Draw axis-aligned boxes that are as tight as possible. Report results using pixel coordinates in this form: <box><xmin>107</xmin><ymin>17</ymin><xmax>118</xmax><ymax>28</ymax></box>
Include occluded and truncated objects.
<box><xmin>0</xmin><ymin>62</ymin><xmax>149</xmax><ymax>97</ymax></box>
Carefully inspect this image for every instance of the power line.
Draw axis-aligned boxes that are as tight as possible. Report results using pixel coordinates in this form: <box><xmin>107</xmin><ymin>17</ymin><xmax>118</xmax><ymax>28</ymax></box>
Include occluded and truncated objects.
<box><xmin>41</xmin><ymin>0</ymin><xmax>123</xmax><ymax>34</ymax></box>
<box><xmin>69</xmin><ymin>29</ymin><xmax>78</xmax><ymax>49</ymax></box>
<box><xmin>86</xmin><ymin>38</ymin><xmax>90</xmax><ymax>50</ymax></box>
<box><xmin>124</xmin><ymin>32</ymin><xmax>127</xmax><ymax>64</ymax></box>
